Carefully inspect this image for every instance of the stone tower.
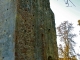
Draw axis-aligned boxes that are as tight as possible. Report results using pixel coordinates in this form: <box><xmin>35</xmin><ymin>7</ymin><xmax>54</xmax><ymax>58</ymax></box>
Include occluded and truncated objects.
<box><xmin>15</xmin><ymin>0</ymin><xmax>58</xmax><ymax>60</ymax></box>
<box><xmin>0</xmin><ymin>0</ymin><xmax>58</xmax><ymax>60</ymax></box>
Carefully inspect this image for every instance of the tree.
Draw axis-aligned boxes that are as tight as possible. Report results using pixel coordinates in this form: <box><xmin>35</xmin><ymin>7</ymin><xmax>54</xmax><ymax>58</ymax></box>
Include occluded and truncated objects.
<box><xmin>78</xmin><ymin>20</ymin><xmax>80</xmax><ymax>25</ymax></box>
<box><xmin>57</xmin><ymin>21</ymin><xmax>76</xmax><ymax>58</ymax></box>
<box><xmin>64</xmin><ymin>0</ymin><xmax>76</xmax><ymax>7</ymax></box>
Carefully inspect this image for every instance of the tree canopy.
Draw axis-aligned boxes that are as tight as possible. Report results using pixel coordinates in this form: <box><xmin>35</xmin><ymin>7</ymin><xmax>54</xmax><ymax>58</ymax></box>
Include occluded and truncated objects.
<box><xmin>57</xmin><ymin>21</ymin><xmax>76</xmax><ymax>58</ymax></box>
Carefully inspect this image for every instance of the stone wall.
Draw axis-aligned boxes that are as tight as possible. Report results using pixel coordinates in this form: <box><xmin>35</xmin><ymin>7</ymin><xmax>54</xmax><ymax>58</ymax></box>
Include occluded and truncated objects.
<box><xmin>0</xmin><ymin>0</ymin><xmax>16</xmax><ymax>60</ymax></box>
<box><xmin>15</xmin><ymin>0</ymin><xmax>58</xmax><ymax>60</ymax></box>
<box><xmin>0</xmin><ymin>0</ymin><xmax>58</xmax><ymax>60</ymax></box>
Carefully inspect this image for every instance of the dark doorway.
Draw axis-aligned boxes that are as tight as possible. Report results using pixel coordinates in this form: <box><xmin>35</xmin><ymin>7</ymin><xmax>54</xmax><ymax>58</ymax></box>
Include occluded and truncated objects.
<box><xmin>48</xmin><ymin>56</ymin><xmax>53</xmax><ymax>60</ymax></box>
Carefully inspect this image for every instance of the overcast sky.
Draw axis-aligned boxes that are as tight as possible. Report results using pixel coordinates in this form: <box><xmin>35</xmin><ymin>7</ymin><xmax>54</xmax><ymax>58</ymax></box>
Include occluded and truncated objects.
<box><xmin>50</xmin><ymin>0</ymin><xmax>80</xmax><ymax>59</ymax></box>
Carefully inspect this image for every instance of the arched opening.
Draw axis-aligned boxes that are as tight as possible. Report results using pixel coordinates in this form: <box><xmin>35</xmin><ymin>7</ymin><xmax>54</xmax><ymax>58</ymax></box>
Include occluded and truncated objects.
<box><xmin>48</xmin><ymin>56</ymin><xmax>53</xmax><ymax>60</ymax></box>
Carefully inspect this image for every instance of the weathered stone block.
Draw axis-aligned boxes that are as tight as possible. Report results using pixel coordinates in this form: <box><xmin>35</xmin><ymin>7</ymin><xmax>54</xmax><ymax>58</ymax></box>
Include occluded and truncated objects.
<box><xmin>0</xmin><ymin>0</ymin><xmax>16</xmax><ymax>60</ymax></box>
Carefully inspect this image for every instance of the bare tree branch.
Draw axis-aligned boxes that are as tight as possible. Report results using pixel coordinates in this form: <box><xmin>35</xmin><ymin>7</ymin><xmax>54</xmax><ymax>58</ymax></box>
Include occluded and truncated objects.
<box><xmin>57</xmin><ymin>21</ymin><xmax>77</xmax><ymax>58</ymax></box>
<box><xmin>57</xmin><ymin>0</ymin><xmax>76</xmax><ymax>7</ymax></box>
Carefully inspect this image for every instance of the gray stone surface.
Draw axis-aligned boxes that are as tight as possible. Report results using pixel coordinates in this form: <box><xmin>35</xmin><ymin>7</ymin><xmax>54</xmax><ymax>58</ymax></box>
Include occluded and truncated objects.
<box><xmin>0</xmin><ymin>0</ymin><xmax>16</xmax><ymax>60</ymax></box>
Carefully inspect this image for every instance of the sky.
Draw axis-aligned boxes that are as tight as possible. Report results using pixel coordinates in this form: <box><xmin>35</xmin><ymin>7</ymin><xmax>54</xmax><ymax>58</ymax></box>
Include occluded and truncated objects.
<box><xmin>50</xmin><ymin>0</ymin><xmax>80</xmax><ymax>59</ymax></box>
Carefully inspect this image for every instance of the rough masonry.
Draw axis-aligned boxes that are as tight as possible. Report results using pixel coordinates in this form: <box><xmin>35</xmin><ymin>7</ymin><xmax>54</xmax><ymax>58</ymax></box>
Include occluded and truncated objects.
<box><xmin>0</xmin><ymin>0</ymin><xmax>58</xmax><ymax>60</ymax></box>
<box><xmin>15</xmin><ymin>0</ymin><xmax>58</xmax><ymax>60</ymax></box>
